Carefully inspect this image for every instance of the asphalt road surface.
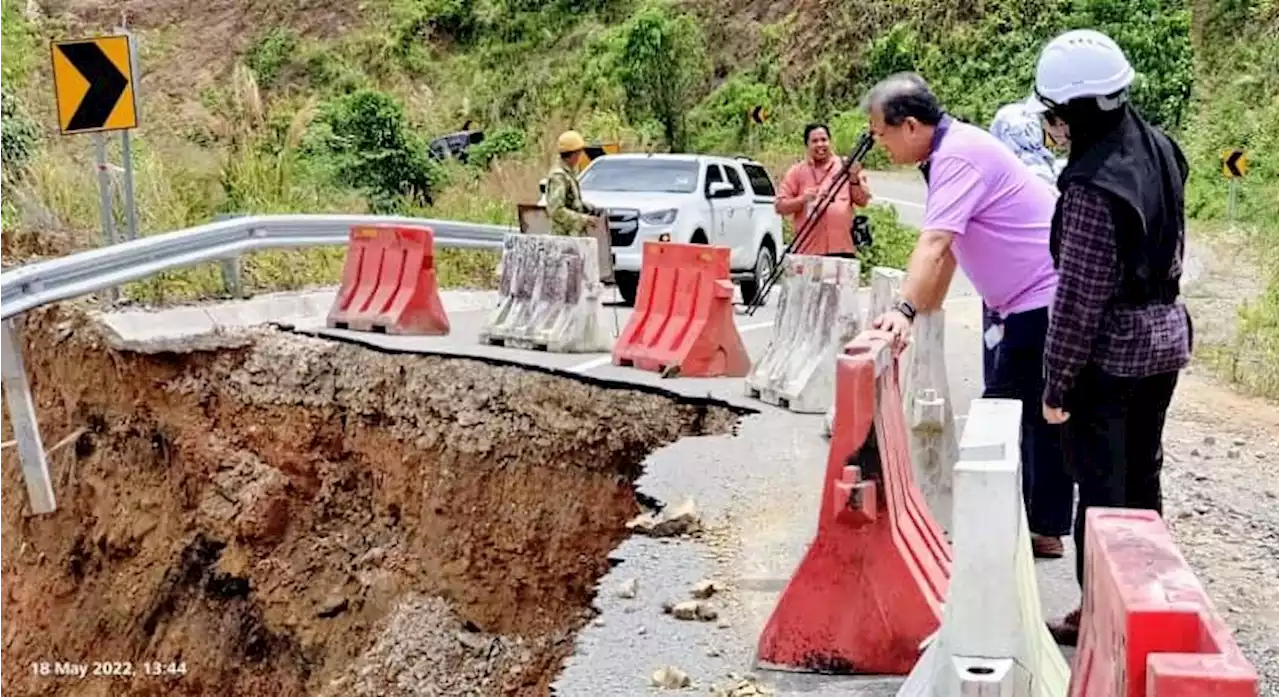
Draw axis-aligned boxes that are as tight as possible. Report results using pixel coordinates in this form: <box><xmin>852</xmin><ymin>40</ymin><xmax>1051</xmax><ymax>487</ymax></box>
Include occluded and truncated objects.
<box><xmin>293</xmin><ymin>173</ymin><xmax>1082</xmax><ymax>696</ymax></box>
<box><xmin>94</xmin><ymin>173</ymin><xmax>1077</xmax><ymax>696</ymax></box>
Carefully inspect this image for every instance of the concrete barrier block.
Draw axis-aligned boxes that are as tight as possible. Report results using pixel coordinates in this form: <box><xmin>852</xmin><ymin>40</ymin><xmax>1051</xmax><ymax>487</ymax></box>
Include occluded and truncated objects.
<box><xmin>482</xmin><ymin>233</ymin><xmax>608</xmax><ymax>353</ymax></box>
<box><xmin>897</xmin><ymin>398</ymin><xmax>1069</xmax><ymax>697</ymax></box>
<box><xmin>746</xmin><ymin>255</ymin><xmax>860</xmax><ymax>413</ymax></box>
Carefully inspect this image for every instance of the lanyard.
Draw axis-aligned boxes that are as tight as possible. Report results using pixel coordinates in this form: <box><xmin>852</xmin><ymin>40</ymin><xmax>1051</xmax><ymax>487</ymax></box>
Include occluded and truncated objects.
<box><xmin>920</xmin><ymin>114</ymin><xmax>954</xmax><ymax>184</ymax></box>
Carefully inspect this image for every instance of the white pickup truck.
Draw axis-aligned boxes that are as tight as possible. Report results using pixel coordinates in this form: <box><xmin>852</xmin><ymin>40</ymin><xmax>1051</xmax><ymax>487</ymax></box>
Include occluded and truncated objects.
<box><xmin>541</xmin><ymin>153</ymin><xmax>785</xmax><ymax>306</ymax></box>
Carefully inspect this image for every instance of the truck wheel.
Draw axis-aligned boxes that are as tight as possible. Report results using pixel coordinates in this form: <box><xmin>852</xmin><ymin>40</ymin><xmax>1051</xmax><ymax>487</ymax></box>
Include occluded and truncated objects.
<box><xmin>739</xmin><ymin>243</ymin><xmax>775</xmax><ymax>306</ymax></box>
<box><xmin>615</xmin><ymin>272</ymin><xmax>639</xmax><ymax>307</ymax></box>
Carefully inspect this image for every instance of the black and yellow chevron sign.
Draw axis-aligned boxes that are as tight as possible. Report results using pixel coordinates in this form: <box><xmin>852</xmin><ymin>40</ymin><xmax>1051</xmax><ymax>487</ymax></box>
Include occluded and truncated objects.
<box><xmin>1221</xmin><ymin>149</ymin><xmax>1248</xmax><ymax>179</ymax></box>
<box><xmin>51</xmin><ymin>35</ymin><xmax>138</xmax><ymax>135</ymax></box>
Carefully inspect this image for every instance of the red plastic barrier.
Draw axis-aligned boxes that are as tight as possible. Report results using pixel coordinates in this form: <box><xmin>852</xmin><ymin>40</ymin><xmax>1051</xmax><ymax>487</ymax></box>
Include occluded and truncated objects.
<box><xmin>326</xmin><ymin>225</ymin><xmax>450</xmax><ymax>335</ymax></box>
<box><xmin>612</xmin><ymin>242</ymin><xmax>750</xmax><ymax>378</ymax></box>
<box><xmin>756</xmin><ymin>331</ymin><xmax>952</xmax><ymax>675</ymax></box>
<box><xmin>1070</xmin><ymin>508</ymin><xmax>1258</xmax><ymax>697</ymax></box>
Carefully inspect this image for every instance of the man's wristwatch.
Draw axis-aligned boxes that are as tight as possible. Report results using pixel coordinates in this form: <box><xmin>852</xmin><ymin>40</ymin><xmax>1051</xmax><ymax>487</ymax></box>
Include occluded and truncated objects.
<box><xmin>895</xmin><ymin>299</ymin><xmax>917</xmax><ymax>323</ymax></box>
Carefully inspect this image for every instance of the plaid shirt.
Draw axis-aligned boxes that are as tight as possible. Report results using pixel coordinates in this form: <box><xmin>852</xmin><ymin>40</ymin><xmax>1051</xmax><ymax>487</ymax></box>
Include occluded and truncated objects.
<box><xmin>1043</xmin><ymin>184</ymin><xmax>1192</xmax><ymax>407</ymax></box>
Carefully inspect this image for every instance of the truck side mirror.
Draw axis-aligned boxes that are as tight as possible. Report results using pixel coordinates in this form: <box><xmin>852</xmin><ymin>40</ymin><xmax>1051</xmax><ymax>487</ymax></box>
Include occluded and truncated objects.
<box><xmin>707</xmin><ymin>181</ymin><xmax>734</xmax><ymax>199</ymax></box>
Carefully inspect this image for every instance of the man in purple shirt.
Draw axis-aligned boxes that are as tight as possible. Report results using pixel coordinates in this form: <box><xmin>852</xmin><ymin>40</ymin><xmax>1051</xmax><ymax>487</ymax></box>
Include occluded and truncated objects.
<box><xmin>864</xmin><ymin>72</ymin><xmax>1074</xmax><ymax>558</ymax></box>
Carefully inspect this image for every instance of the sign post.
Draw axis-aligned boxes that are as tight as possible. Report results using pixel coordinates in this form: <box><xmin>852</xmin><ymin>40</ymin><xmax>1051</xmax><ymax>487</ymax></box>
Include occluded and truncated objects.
<box><xmin>51</xmin><ymin>32</ymin><xmax>140</xmax><ymax>246</ymax></box>
<box><xmin>117</xmin><ymin>27</ymin><xmax>141</xmax><ymax>242</ymax></box>
<box><xmin>1221</xmin><ymin>148</ymin><xmax>1248</xmax><ymax>224</ymax></box>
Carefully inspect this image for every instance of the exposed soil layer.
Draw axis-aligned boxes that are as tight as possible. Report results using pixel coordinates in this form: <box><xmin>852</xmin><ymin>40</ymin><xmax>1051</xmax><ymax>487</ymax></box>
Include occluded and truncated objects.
<box><xmin>1</xmin><ymin>306</ymin><xmax>739</xmax><ymax>697</ymax></box>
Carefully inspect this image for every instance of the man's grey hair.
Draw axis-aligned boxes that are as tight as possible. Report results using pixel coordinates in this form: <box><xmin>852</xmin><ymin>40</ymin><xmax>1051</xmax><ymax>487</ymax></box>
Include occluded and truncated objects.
<box><xmin>861</xmin><ymin>72</ymin><xmax>946</xmax><ymax>127</ymax></box>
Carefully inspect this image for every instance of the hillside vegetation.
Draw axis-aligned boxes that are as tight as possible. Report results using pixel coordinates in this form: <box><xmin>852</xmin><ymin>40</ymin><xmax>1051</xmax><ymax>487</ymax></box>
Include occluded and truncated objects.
<box><xmin>1</xmin><ymin>0</ymin><xmax>1276</xmax><ymax>391</ymax></box>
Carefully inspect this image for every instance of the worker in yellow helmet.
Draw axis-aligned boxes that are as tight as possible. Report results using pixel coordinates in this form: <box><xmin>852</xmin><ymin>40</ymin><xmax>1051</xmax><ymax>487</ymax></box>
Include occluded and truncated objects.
<box><xmin>545</xmin><ymin>130</ymin><xmax>605</xmax><ymax>236</ymax></box>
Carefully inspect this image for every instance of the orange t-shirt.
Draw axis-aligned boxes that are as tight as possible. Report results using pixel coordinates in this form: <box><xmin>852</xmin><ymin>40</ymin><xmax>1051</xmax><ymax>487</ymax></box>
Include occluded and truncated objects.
<box><xmin>779</xmin><ymin>158</ymin><xmax>861</xmax><ymax>255</ymax></box>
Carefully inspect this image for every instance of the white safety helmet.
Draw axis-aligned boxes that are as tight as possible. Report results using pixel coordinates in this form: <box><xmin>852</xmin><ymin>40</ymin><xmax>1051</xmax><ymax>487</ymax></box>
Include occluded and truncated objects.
<box><xmin>1031</xmin><ymin>29</ymin><xmax>1134</xmax><ymax>112</ymax></box>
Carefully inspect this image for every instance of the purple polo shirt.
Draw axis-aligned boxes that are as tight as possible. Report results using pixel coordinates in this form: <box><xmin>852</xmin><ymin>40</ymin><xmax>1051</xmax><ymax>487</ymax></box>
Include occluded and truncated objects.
<box><xmin>922</xmin><ymin>118</ymin><xmax>1059</xmax><ymax>316</ymax></box>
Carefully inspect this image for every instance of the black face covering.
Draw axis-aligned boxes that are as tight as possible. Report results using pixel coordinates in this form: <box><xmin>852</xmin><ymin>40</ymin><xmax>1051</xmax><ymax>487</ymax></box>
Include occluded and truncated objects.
<box><xmin>1051</xmin><ymin>101</ymin><xmax>1189</xmax><ymax>306</ymax></box>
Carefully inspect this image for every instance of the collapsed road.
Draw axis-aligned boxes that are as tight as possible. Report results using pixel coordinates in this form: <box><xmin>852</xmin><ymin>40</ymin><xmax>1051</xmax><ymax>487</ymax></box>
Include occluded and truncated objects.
<box><xmin>2</xmin><ymin>174</ymin><xmax>1272</xmax><ymax>696</ymax></box>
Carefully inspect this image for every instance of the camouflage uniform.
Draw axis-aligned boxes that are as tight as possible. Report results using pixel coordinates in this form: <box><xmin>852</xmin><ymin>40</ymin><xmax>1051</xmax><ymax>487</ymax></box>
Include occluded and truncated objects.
<box><xmin>545</xmin><ymin>161</ymin><xmax>604</xmax><ymax>236</ymax></box>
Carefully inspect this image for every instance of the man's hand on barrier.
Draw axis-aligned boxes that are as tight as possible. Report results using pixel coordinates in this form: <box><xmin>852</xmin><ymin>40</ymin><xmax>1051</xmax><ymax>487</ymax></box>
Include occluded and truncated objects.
<box><xmin>872</xmin><ymin>309</ymin><xmax>912</xmax><ymax>352</ymax></box>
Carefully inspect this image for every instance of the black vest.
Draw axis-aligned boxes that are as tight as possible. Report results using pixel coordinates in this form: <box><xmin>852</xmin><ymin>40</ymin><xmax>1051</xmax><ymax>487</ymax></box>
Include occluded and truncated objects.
<box><xmin>1051</xmin><ymin>106</ymin><xmax>1189</xmax><ymax>306</ymax></box>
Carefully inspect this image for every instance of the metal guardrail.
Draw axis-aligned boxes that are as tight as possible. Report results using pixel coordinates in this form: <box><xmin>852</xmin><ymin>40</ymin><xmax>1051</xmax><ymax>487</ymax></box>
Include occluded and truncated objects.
<box><xmin>0</xmin><ymin>214</ymin><xmax>514</xmax><ymax>320</ymax></box>
<box><xmin>0</xmin><ymin>213</ymin><xmax>516</xmax><ymax>516</ymax></box>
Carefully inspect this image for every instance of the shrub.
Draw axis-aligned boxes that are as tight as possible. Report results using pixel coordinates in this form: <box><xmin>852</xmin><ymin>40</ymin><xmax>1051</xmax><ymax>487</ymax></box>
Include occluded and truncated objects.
<box><xmin>246</xmin><ymin>28</ymin><xmax>300</xmax><ymax>86</ymax></box>
<box><xmin>466</xmin><ymin>127</ymin><xmax>527</xmax><ymax>169</ymax></box>
<box><xmin>1</xmin><ymin>88</ymin><xmax>39</xmax><ymax>177</ymax></box>
<box><xmin>858</xmin><ymin>204</ymin><xmax>918</xmax><ymax>277</ymax></box>
<box><xmin>304</xmin><ymin>89</ymin><xmax>447</xmax><ymax>212</ymax></box>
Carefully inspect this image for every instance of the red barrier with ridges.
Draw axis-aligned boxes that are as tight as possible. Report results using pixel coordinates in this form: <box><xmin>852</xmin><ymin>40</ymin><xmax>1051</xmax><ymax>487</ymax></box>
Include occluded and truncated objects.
<box><xmin>612</xmin><ymin>242</ymin><xmax>750</xmax><ymax>378</ymax></box>
<box><xmin>756</xmin><ymin>331</ymin><xmax>952</xmax><ymax>675</ymax></box>
<box><xmin>1070</xmin><ymin>508</ymin><xmax>1258</xmax><ymax>697</ymax></box>
<box><xmin>326</xmin><ymin>225</ymin><xmax>449</xmax><ymax>335</ymax></box>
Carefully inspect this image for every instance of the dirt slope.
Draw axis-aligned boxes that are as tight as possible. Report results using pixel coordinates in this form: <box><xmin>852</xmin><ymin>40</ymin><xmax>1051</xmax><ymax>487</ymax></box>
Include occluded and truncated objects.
<box><xmin>1</xmin><ymin>306</ymin><xmax>738</xmax><ymax>696</ymax></box>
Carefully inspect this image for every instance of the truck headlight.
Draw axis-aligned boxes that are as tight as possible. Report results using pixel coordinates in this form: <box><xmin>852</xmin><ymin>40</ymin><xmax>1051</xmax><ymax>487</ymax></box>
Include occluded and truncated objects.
<box><xmin>640</xmin><ymin>208</ymin><xmax>678</xmax><ymax>225</ymax></box>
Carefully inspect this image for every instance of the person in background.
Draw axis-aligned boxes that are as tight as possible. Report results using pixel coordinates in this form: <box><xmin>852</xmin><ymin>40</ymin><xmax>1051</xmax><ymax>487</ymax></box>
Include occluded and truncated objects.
<box><xmin>545</xmin><ymin>130</ymin><xmax>605</xmax><ymax>236</ymax></box>
<box><xmin>1028</xmin><ymin>29</ymin><xmax>1193</xmax><ymax>646</ymax></box>
<box><xmin>862</xmin><ymin>72</ymin><xmax>1075</xmax><ymax>560</ymax></box>
<box><xmin>775</xmin><ymin>123</ymin><xmax>873</xmax><ymax>257</ymax></box>
<box><xmin>981</xmin><ymin>95</ymin><xmax>1067</xmax><ymax>389</ymax></box>
<box><xmin>990</xmin><ymin>97</ymin><xmax>1064</xmax><ymax>186</ymax></box>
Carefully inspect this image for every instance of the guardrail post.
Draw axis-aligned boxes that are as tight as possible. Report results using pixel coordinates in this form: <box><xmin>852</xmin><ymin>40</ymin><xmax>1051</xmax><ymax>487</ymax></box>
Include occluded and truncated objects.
<box><xmin>1</xmin><ymin>319</ymin><xmax>56</xmax><ymax>515</ymax></box>
<box><xmin>214</xmin><ymin>213</ymin><xmax>246</xmax><ymax>298</ymax></box>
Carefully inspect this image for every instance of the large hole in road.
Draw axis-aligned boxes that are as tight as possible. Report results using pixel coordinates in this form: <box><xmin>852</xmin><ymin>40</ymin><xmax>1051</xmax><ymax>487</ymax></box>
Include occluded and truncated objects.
<box><xmin>1</xmin><ymin>307</ymin><xmax>743</xmax><ymax>696</ymax></box>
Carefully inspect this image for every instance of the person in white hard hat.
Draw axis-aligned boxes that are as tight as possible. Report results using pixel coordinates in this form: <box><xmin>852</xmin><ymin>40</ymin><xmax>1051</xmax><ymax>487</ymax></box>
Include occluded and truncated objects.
<box><xmin>1029</xmin><ymin>29</ymin><xmax>1193</xmax><ymax>645</ymax></box>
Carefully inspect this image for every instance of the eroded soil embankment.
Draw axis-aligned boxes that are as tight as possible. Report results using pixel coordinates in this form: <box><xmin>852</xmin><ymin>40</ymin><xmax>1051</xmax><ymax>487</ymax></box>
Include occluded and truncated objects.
<box><xmin>1</xmin><ymin>307</ymin><xmax>739</xmax><ymax>697</ymax></box>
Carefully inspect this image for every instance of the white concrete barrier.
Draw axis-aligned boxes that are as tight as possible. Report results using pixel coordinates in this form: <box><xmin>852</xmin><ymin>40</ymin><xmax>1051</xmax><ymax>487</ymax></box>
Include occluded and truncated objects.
<box><xmin>746</xmin><ymin>255</ymin><xmax>861</xmax><ymax>413</ymax></box>
<box><xmin>825</xmin><ymin>267</ymin><xmax>958</xmax><ymax>530</ymax></box>
<box><xmin>517</xmin><ymin>204</ymin><xmax>614</xmax><ymax>284</ymax></box>
<box><xmin>480</xmin><ymin>234</ymin><xmax>608</xmax><ymax>352</ymax></box>
<box><xmin>897</xmin><ymin>399</ymin><xmax>1069</xmax><ymax>697</ymax></box>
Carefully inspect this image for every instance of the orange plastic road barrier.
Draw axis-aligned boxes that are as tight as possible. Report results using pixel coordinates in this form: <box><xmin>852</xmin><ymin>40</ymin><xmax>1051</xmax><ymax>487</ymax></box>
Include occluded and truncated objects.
<box><xmin>326</xmin><ymin>225</ymin><xmax>450</xmax><ymax>335</ymax></box>
<box><xmin>612</xmin><ymin>242</ymin><xmax>750</xmax><ymax>378</ymax></box>
<box><xmin>756</xmin><ymin>331</ymin><xmax>952</xmax><ymax>675</ymax></box>
<box><xmin>1071</xmin><ymin>508</ymin><xmax>1258</xmax><ymax>697</ymax></box>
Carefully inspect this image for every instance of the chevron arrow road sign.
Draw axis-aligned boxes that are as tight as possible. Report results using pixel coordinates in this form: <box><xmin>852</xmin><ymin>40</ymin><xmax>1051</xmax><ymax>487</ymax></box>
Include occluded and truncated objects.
<box><xmin>1222</xmin><ymin>149</ymin><xmax>1248</xmax><ymax>179</ymax></box>
<box><xmin>51</xmin><ymin>35</ymin><xmax>138</xmax><ymax>134</ymax></box>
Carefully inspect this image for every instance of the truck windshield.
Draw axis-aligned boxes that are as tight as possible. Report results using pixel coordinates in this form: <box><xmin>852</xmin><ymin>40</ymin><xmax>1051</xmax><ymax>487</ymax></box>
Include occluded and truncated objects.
<box><xmin>579</xmin><ymin>160</ymin><xmax>699</xmax><ymax>194</ymax></box>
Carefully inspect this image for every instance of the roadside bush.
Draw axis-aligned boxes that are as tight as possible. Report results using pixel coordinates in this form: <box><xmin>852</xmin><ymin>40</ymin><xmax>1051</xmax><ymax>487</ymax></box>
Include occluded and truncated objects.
<box><xmin>246</xmin><ymin>28</ymin><xmax>300</xmax><ymax>86</ymax></box>
<box><xmin>466</xmin><ymin>127</ymin><xmax>527</xmax><ymax>168</ymax></box>
<box><xmin>856</xmin><ymin>0</ymin><xmax>1191</xmax><ymax>129</ymax></box>
<box><xmin>858</xmin><ymin>204</ymin><xmax>917</xmax><ymax>277</ymax></box>
<box><xmin>1</xmin><ymin>88</ymin><xmax>39</xmax><ymax>177</ymax></box>
<box><xmin>304</xmin><ymin>89</ymin><xmax>447</xmax><ymax>212</ymax></box>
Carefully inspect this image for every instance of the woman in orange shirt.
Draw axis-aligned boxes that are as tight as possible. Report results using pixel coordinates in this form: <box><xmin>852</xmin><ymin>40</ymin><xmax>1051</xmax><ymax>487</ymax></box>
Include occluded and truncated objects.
<box><xmin>775</xmin><ymin>123</ymin><xmax>873</xmax><ymax>256</ymax></box>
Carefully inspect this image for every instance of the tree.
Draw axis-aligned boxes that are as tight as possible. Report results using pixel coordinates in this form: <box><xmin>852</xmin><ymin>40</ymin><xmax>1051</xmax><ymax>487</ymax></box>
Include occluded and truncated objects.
<box><xmin>615</xmin><ymin>3</ymin><xmax>708</xmax><ymax>152</ymax></box>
